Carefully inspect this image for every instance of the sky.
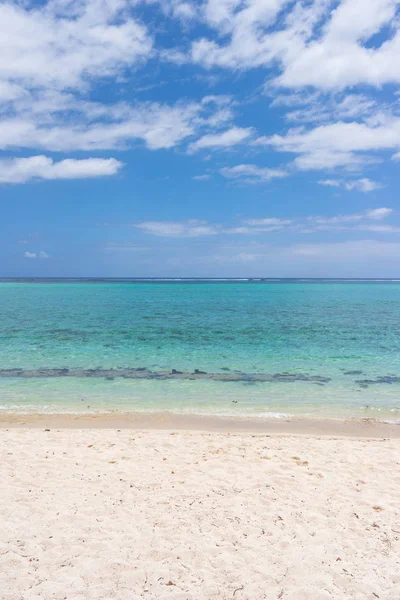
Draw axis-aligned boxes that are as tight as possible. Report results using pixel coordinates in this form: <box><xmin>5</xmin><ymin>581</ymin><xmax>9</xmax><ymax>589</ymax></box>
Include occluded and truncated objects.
<box><xmin>2</xmin><ymin>0</ymin><xmax>400</xmax><ymax>277</ymax></box>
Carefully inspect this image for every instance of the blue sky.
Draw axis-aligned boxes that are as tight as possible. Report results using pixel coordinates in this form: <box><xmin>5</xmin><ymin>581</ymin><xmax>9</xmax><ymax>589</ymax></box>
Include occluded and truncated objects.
<box><xmin>2</xmin><ymin>0</ymin><xmax>400</xmax><ymax>277</ymax></box>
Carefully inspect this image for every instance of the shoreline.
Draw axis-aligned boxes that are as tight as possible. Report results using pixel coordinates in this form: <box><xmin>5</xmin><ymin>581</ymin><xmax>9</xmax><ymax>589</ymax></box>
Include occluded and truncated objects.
<box><xmin>1</xmin><ymin>410</ymin><xmax>399</xmax><ymax>437</ymax></box>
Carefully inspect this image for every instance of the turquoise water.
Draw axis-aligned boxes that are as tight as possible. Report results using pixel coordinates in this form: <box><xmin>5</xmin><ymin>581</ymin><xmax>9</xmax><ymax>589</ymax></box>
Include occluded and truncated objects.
<box><xmin>1</xmin><ymin>281</ymin><xmax>400</xmax><ymax>420</ymax></box>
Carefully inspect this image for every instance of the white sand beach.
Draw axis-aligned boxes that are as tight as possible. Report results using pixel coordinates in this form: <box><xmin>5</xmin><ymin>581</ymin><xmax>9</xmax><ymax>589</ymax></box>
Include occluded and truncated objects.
<box><xmin>1</xmin><ymin>425</ymin><xmax>400</xmax><ymax>599</ymax></box>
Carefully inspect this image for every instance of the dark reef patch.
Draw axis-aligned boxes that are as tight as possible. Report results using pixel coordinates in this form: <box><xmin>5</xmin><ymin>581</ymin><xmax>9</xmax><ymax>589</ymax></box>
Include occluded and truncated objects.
<box><xmin>0</xmin><ymin>367</ymin><xmax>332</xmax><ymax>383</ymax></box>
<box><xmin>344</xmin><ymin>370</ymin><xmax>363</xmax><ymax>375</ymax></box>
<box><xmin>356</xmin><ymin>375</ymin><xmax>400</xmax><ymax>386</ymax></box>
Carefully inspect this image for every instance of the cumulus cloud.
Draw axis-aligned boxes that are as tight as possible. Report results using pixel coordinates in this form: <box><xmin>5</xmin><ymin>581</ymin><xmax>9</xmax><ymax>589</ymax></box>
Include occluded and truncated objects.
<box><xmin>0</xmin><ymin>0</ymin><xmax>151</xmax><ymax>92</ymax></box>
<box><xmin>0</xmin><ymin>97</ymin><xmax>236</xmax><ymax>152</ymax></box>
<box><xmin>135</xmin><ymin>220</ymin><xmax>220</xmax><ymax>238</ymax></box>
<box><xmin>2</xmin><ymin>0</ymin><xmax>400</xmax><ymax>191</ymax></box>
<box><xmin>318</xmin><ymin>178</ymin><xmax>384</xmax><ymax>192</ymax></box>
<box><xmin>365</xmin><ymin>208</ymin><xmax>393</xmax><ymax>220</ymax></box>
<box><xmin>255</xmin><ymin>117</ymin><xmax>400</xmax><ymax>171</ymax></box>
<box><xmin>280</xmin><ymin>94</ymin><xmax>379</xmax><ymax>125</ymax></box>
<box><xmin>344</xmin><ymin>179</ymin><xmax>384</xmax><ymax>192</ymax></box>
<box><xmin>158</xmin><ymin>1</ymin><xmax>400</xmax><ymax>180</ymax></box>
<box><xmin>193</xmin><ymin>174</ymin><xmax>211</xmax><ymax>181</ymax></box>
<box><xmin>24</xmin><ymin>251</ymin><xmax>49</xmax><ymax>259</ymax></box>
<box><xmin>276</xmin><ymin>0</ymin><xmax>400</xmax><ymax>90</ymax></box>
<box><xmin>176</xmin><ymin>0</ymin><xmax>400</xmax><ymax>92</ymax></box>
<box><xmin>318</xmin><ymin>179</ymin><xmax>342</xmax><ymax>188</ymax></box>
<box><xmin>188</xmin><ymin>127</ymin><xmax>253</xmax><ymax>152</ymax></box>
<box><xmin>0</xmin><ymin>2</ymin><xmax>240</xmax><ymax>159</ymax></box>
<box><xmin>147</xmin><ymin>0</ymin><xmax>199</xmax><ymax>22</ymax></box>
<box><xmin>0</xmin><ymin>156</ymin><xmax>123</xmax><ymax>184</ymax></box>
<box><xmin>220</xmin><ymin>164</ymin><xmax>288</xmax><ymax>183</ymax></box>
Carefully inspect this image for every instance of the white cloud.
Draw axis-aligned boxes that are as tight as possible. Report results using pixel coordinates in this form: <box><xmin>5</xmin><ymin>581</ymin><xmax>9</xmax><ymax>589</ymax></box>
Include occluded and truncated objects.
<box><xmin>220</xmin><ymin>163</ymin><xmax>288</xmax><ymax>183</ymax></box>
<box><xmin>147</xmin><ymin>0</ymin><xmax>199</xmax><ymax>22</ymax></box>
<box><xmin>24</xmin><ymin>250</ymin><xmax>49</xmax><ymax>259</ymax></box>
<box><xmin>0</xmin><ymin>2</ymin><xmax>241</xmax><ymax>158</ymax></box>
<box><xmin>303</xmin><ymin>208</ymin><xmax>396</xmax><ymax>234</ymax></box>
<box><xmin>193</xmin><ymin>174</ymin><xmax>211</xmax><ymax>181</ymax></box>
<box><xmin>318</xmin><ymin>179</ymin><xmax>342</xmax><ymax>188</ymax></box>
<box><xmin>276</xmin><ymin>0</ymin><xmax>400</xmax><ymax>91</ymax></box>
<box><xmin>160</xmin><ymin>2</ymin><xmax>400</xmax><ymax>184</ymax></box>
<box><xmin>134</xmin><ymin>208</ymin><xmax>395</xmax><ymax>238</ymax></box>
<box><xmin>318</xmin><ymin>178</ymin><xmax>384</xmax><ymax>192</ymax></box>
<box><xmin>2</xmin><ymin>0</ymin><xmax>400</xmax><ymax>192</ymax></box>
<box><xmin>180</xmin><ymin>0</ymin><xmax>400</xmax><ymax>93</ymax></box>
<box><xmin>255</xmin><ymin>117</ymin><xmax>400</xmax><ymax>171</ymax></box>
<box><xmin>365</xmin><ymin>208</ymin><xmax>393</xmax><ymax>220</ymax></box>
<box><xmin>0</xmin><ymin>81</ymin><xmax>26</xmax><ymax>102</ymax></box>
<box><xmin>327</xmin><ymin>95</ymin><xmax>377</xmax><ymax>120</ymax></box>
<box><xmin>0</xmin><ymin>0</ymin><xmax>151</xmax><ymax>92</ymax></box>
<box><xmin>0</xmin><ymin>156</ymin><xmax>123</xmax><ymax>184</ymax></box>
<box><xmin>135</xmin><ymin>216</ymin><xmax>295</xmax><ymax>238</ymax></box>
<box><xmin>189</xmin><ymin>0</ymin><xmax>292</xmax><ymax>69</ymax></box>
<box><xmin>136</xmin><ymin>220</ymin><xmax>220</xmax><ymax>237</ymax></box>
<box><xmin>344</xmin><ymin>179</ymin><xmax>384</xmax><ymax>192</ymax></box>
<box><xmin>0</xmin><ymin>95</ymin><xmax>236</xmax><ymax>152</ymax></box>
<box><xmin>244</xmin><ymin>218</ymin><xmax>293</xmax><ymax>226</ymax></box>
<box><xmin>361</xmin><ymin>224</ymin><xmax>400</xmax><ymax>233</ymax></box>
<box><xmin>295</xmin><ymin>150</ymin><xmax>367</xmax><ymax>171</ymax></box>
<box><xmin>282</xmin><ymin>93</ymin><xmax>378</xmax><ymax>125</ymax></box>
<box><xmin>308</xmin><ymin>207</ymin><xmax>392</xmax><ymax>226</ymax></box>
<box><xmin>188</xmin><ymin>127</ymin><xmax>253</xmax><ymax>152</ymax></box>
<box><xmin>291</xmin><ymin>240</ymin><xmax>400</xmax><ymax>261</ymax></box>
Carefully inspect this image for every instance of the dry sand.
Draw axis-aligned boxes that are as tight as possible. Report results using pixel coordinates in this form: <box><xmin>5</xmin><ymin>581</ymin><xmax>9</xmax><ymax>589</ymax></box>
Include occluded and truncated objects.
<box><xmin>1</xmin><ymin>426</ymin><xmax>400</xmax><ymax>599</ymax></box>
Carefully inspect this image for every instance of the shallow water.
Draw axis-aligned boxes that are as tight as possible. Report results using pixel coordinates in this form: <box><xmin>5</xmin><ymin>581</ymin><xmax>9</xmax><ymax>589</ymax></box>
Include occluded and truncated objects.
<box><xmin>0</xmin><ymin>280</ymin><xmax>399</xmax><ymax>420</ymax></box>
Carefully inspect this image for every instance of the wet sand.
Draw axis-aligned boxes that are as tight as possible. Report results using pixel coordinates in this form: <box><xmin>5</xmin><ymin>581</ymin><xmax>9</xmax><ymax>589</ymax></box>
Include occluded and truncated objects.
<box><xmin>1</xmin><ymin>411</ymin><xmax>399</xmax><ymax>438</ymax></box>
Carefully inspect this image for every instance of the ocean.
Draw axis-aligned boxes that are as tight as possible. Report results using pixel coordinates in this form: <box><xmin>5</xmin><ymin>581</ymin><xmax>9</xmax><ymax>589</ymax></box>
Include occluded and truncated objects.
<box><xmin>0</xmin><ymin>279</ymin><xmax>399</xmax><ymax>421</ymax></box>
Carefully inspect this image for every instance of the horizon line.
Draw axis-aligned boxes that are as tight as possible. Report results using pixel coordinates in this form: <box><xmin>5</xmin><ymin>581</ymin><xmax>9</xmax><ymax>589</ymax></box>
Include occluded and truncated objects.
<box><xmin>1</xmin><ymin>277</ymin><xmax>400</xmax><ymax>283</ymax></box>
